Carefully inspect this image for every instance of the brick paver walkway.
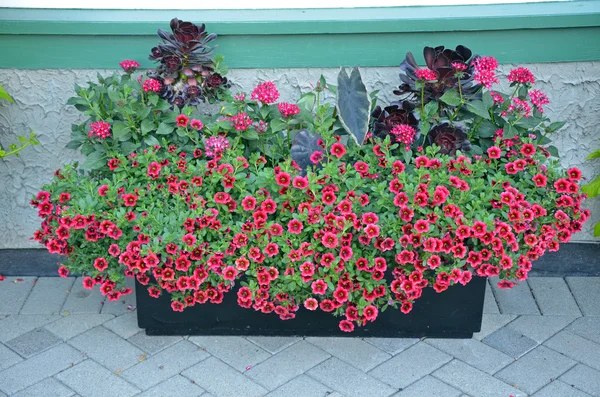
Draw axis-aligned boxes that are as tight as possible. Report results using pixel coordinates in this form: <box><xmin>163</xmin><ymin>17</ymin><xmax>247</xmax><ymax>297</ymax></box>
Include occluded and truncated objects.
<box><xmin>0</xmin><ymin>276</ymin><xmax>599</xmax><ymax>397</ymax></box>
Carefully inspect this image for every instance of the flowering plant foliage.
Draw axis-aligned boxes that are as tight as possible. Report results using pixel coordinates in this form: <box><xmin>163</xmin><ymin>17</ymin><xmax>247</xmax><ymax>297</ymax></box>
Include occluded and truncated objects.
<box><xmin>34</xmin><ymin>40</ymin><xmax>589</xmax><ymax>332</ymax></box>
<box><xmin>66</xmin><ymin>19</ymin><xmax>228</xmax><ymax>174</ymax></box>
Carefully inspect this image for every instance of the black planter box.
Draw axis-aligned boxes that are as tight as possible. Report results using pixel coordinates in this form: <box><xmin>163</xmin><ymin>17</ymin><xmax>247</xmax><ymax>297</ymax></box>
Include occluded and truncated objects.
<box><xmin>136</xmin><ymin>276</ymin><xmax>486</xmax><ymax>338</ymax></box>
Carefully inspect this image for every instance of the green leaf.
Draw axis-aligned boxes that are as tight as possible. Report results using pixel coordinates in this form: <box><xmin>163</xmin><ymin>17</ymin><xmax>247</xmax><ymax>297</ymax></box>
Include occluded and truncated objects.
<box><xmin>515</xmin><ymin>117</ymin><xmax>541</xmax><ymax>129</ymax></box>
<box><xmin>241</xmin><ymin>129</ymin><xmax>259</xmax><ymax>140</ymax></box>
<box><xmin>337</xmin><ymin>66</ymin><xmax>371</xmax><ymax>145</ymax></box>
<box><xmin>470</xmin><ymin>145</ymin><xmax>483</xmax><ymax>155</ymax></box>
<box><xmin>478</xmin><ymin>120</ymin><xmax>497</xmax><ymax>138</ymax></box>
<box><xmin>65</xmin><ymin>139</ymin><xmax>83</xmax><ymax>149</ymax></box>
<box><xmin>467</xmin><ymin>100</ymin><xmax>491</xmax><ymax>120</ymax></box>
<box><xmin>81</xmin><ymin>151</ymin><xmax>106</xmax><ymax>170</ymax></box>
<box><xmin>439</xmin><ymin>90</ymin><xmax>461</xmax><ymax>107</ymax></box>
<box><xmin>594</xmin><ymin>222</ymin><xmax>600</xmax><ymax>238</ymax></box>
<box><xmin>270</xmin><ymin>119</ymin><xmax>287</xmax><ymax>133</ymax></box>
<box><xmin>0</xmin><ymin>84</ymin><xmax>14</xmax><ymax>103</ymax></box>
<box><xmin>112</xmin><ymin>121</ymin><xmax>129</xmax><ymax>140</ymax></box>
<box><xmin>482</xmin><ymin>91</ymin><xmax>494</xmax><ymax>109</ymax></box>
<box><xmin>424</xmin><ymin>101</ymin><xmax>439</xmax><ymax>119</ymax></box>
<box><xmin>144</xmin><ymin>135</ymin><xmax>159</xmax><ymax>147</ymax></box>
<box><xmin>141</xmin><ymin>119</ymin><xmax>154</xmax><ymax>135</ymax></box>
<box><xmin>549</xmin><ymin>121</ymin><xmax>566</xmax><ymax>132</ymax></box>
<box><xmin>297</xmin><ymin>93</ymin><xmax>316</xmax><ymax>112</ymax></box>
<box><xmin>107</xmin><ymin>88</ymin><xmax>120</xmax><ymax>103</ymax></box>
<box><xmin>155</xmin><ymin>99</ymin><xmax>171</xmax><ymax>112</ymax></box>
<box><xmin>503</xmin><ymin>124</ymin><xmax>518</xmax><ymax>139</ymax></box>
<box><xmin>547</xmin><ymin>145</ymin><xmax>560</xmax><ymax>158</ymax></box>
<box><xmin>156</xmin><ymin>122</ymin><xmax>174</xmax><ymax>135</ymax></box>
<box><xmin>420</xmin><ymin>121</ymin><xmax>431</xmax><ymax>137</ymax></box>
<box><xmin>518</xmin><ymin>85</ymin><xmax>528</xmax><ymax>99</ymax></box>
<box><xmin>120</xmin><ymin>142</ymin><xmax>139</xmax><ymax>156</ymax></box>
<box><xmin>582</xmin><ymin>174</ymin><xmax>600</xmax><ymax>198</ymax></box>
<box><xmin>587</xmin><ymin>149</ymin><xmax>600</xmax><ymax>160</ymax></box>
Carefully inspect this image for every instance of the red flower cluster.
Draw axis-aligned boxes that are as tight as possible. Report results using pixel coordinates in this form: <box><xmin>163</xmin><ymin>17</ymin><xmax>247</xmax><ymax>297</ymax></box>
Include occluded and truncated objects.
<box><xmin>142</xmin><ymin>78</ymin><xmax>162</xmax><ymax>93</ymax></box>
<box><xmin>251</xmin><ymin>82</ymin><xmax>280</xmax><ymax>104</ymax></box>
<box><xmin>415</xmin><ymin>69</ymin><xmax>437</xmax><ymax>81</ymax></box>
<box><xmin>507</xmin><ymin>67</ymin><xmax>536</xmax><ymax>84</ymax></box>
<box><xmin>472</xmin><ymin>56</ymin><xmax>499</xmax><ymax>89</ymax></box>
<box><xmin>278</xmin><ymin>102</ymin><xmax>300</xmax><ymax>118</ymax></box>
<box><xmin>88</xmin><ymin>121</ymin><xmax>111</xmax><ymax>139</ymax></box>
<box><xmin>32</xmin><ymin>130</ymin><xmax>587</xmax><ymax>332</ymax></box>
<box><xmin>119</xmin><ymin>59</ymin><xmax>140</xmax><ymax>73</ymax></box>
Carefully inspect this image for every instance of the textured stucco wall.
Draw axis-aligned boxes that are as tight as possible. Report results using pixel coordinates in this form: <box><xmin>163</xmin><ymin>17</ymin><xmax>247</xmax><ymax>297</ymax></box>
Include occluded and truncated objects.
<box><xmin>1</xmin><ymin>63</ymin><xmax>599</xmax><ymax>248</ymax></box>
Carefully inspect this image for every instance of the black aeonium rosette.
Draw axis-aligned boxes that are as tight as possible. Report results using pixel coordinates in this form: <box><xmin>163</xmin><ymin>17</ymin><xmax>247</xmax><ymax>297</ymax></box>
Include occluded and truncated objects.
<box><xmin>427</xmin><ymin>123</ymin><xmax>472</xmax><ymax>155</ymax></box>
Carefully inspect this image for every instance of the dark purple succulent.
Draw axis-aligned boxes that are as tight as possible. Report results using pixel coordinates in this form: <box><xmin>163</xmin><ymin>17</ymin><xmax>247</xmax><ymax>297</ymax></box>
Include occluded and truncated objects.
<box><xmin>394</xmin><ymin>45</ymin><xmax>480</xmax><ymax>103</ymax></box>
<box><xmin>148</xmin><ymin>18</ymin><xmax>229</xmax><ymax>108</ymax></box>
<box><xmin>427</xmin><ymin>123</ymin><xmax>472</xmax><ymax>155</ymax></box>
<box><xmin>371</xmin><ymin>101</ymin><xmax>419</xmax><ymax>142</ymax></box>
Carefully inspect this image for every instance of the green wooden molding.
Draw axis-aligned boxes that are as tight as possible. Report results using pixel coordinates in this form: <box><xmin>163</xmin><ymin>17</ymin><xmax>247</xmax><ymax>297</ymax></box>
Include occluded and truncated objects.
<box><xmin>1</xmin><ymin>1</ymin><xmax>600</xmax><ymax>69</ymax></box>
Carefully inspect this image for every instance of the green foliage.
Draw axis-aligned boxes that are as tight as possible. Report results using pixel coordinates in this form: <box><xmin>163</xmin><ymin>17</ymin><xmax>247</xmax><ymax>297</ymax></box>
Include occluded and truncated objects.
<box><xmin>336</xmin><ymin>67</ymin><xmax>371</xmax><ymax>145</ymax></box>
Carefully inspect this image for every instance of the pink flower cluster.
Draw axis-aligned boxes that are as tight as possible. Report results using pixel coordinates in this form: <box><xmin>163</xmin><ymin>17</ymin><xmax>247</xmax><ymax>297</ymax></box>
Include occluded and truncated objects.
<box><xmin>508</xmin><ymin>67</ymin><xmax>536</xmax><ymax>84</ymax></box>
<box><xmin>119</xmin><ymin>59</ymin><xmax>140</xmax><ymax>73</ymax></box>
<box><xmin>278</xmin><ymin>102</ymin><xmax>300</xmax><ymax>118</ymax></box>
<box><xmin>529</xmin><ymin>89</ymin><xmax>550</xmax><ymax>113</ymax></box>
<box><xmin>391</xmin><ymin>124</ymin><xmax>417</xmax><ymax>145</ymax></box>
<box><xmin>88</xmin><ymin>121</ymin><xmax>111</xmax><ymax>139</ymax></box>
<box><xmin>508</xmin><ymin>98</ymin><xmax>532</xmax><ymax>118</ymax></box>
<box><xmin>251</xmin><ymin>82</ymin><xmax>280</xmax><ymax>104</ymax></box>
<box><xmin>472</xmin><ymin>56</ymin><xmax>499</xmax><ymax>89</ymax></box>
<box><xmin>415</xmin><ymin>69</ymin><xmax>437</xmax><ymax>81</ymax></box>
<box><xmin>204</xmin><ymin>136</ymin><xmax>230</xmax><ymax>157</ymax></box>
<box><xmin>143</xmin><ymin>78</ymin><xmax>162</xmax><ymax>92</ymax></box>
<box><xmin>229</xmin><ymin>112</ymin><xmax>253</xmax><ymax>131</ymax></box>
<box><xmin>452</xmin><ymin>62</ymin><xmax>467</xmax><ymax>71</ymax></box>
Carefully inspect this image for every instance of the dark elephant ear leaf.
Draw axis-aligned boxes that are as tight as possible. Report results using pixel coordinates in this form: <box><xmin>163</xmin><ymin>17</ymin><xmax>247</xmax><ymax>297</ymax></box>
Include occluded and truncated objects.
<box><xmin>336</xmin><ymin>66</ymin><xmax>371</xmax><ymax>146</ymax></box>
<box><xmin>291</xmin><ymin>129</ymin><xmax>323</xmax><ymax>172</ymax></box>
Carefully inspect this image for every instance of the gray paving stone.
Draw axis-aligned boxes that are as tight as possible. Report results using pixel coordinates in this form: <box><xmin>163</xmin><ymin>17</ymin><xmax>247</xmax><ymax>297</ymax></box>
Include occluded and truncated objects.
<box><xmin>544</xmin><ymin>331</ymin><xmax>600</xmax><ymax>371</ymax></box>
<box><xmin>136</xmin><ymin>375</ymin><xmax>205</xmax><ymax>397</ymax></box>
<box><xmin>532</xmin><ymin>380</ymin><xmax>591</xmax><ymax>397</ymax></box>
<box><xmin>566</xmin><ymin>277</ymin><xmax>600</xmax><ymax>316</ymax></box>
<box><xmin>560</xmin><ymin>364</ymin><xmax>600</xmax><ymax>396</ymax></box>
<box><xmin>0</xmin><ymin>277</ymin><xmax>37</xmax><ymax>314</ymax></box>
<box><xmin>245</xmin><ymin>340</ymin><xmax>330</xmax><ymax>390</ymax></box>
<box><xmin>426</xmin><ymin>338</ymin><xmax>514</xmax><ymax>374</ymax></box>
<box><xmin>566</xmin><ymin>317</ymin><xmax>600</xmax><ymax>344</ymax></box>
<box><xmin>68</xmin><ymin>326</ymin><xmax>145</xmax><ymax>371</ymax></box>
<box><xmin>45</xmin><ymin>314</ymin><xmax>115</xmax><ymax>340</ymax></box>
<box><xmin>495</xmin><ymin>345</ymin><xmax>577</xmax><ymax>394</ymax></box>
<box><xmin>120</xmin><ymin>340</ymin><xmax>209</xmax><ymax>390</ymax></box>
<box><xmin>189</xmin><ymin>335</ymin><xmax>271</xmax><ymax>372</ymax></box>
<box><xmin>102</xmin><ymin>312</ymin><xmax>140</xmax><ymax>339</ymax></box>
<box><xmin>0</xmin><ymin>342</ymin><xmax>22</xmax><ymax>371</ymax></box>
<box><xmin>128</xmin><ymin>332</ymin><xmax>182</xmax><ymax>355</ymax></box>
<box><xmin>472</xmin><ymin>314</ymin><xmax>517</xmax><ymax>340</ymax></box>
<box><xmin>393</xmin><ymin>375</ymin><xmax>461</xmax><ymax>397</ymax></box>
<box><xmin>363</xmin><ymin>337</ymin><xmax>419</xmax><ymax>355</ymax></box>
<box><xmin>307</xmin><ymin>357</ymin><xmax>397</xmax><ymax>397</ymax></box>
<box><xmin>182</xmin><ymin>356</ymin><xmax>267</xmax><ymax>397</ymax></box>
<box><xmin>100</xmin><ymin>277</ymin><xmax>136</xmax><ymax>315</ymax></box>
<box><xmin>432</xmin><ymin>359</ymin><xmax>527</xmax><ymax>397</ymax></box>
<box><xmin>5</xmin><ymin>327</ymin><xmax>62</xmax><ymax>358</ymax></box>
<box><xmin>491</xmin><ymin>279</ymin><xmax>540</xmax><ymax>315</ymax></box>
<box><xmin>369</xmin><ymin>342</ymin><xmax>451</xmax><ymax>389</ymax></box>
<box><xmin>266</xmin><ymin>374</ymin><xmax>335</xmax><ymax>397</ymax></box>
<box><xmin>528</xmin><ymin>277</ymin><xmax>582</xmax><ymax>316</ymax></box>
<box><xmin>20</xmin><ymin>277</ymin><xmax>75</xmax><ymax>315</ymax></box>
<box><xmin>11</xmin><ymin>377</ymin><xmax>75</xmax><ymax>397</ymax></box>
<box><xmin>61</xmin><ymin>277</ymin><xmax>105</xmax><ymax>314</ymax></box>
<box><xmin>0</xmin><ymin>314</ymin><xmax>60</xmax><ymax>343</ymax></box>
<box><xmin>246</xmin><ymin>335</ymin><xmax>301</xmax><ymax>354</ymax></box>
<box><xmin>507</xmin><ymin>315</ymin><xmax>578</xmax><ymax>343</ymax></box>
<box><xmin>482</xmin><ymin>326</ymin><xmax>538</xmax><ymax>358</ymax></box>
<box><xmin>56</xmin><ymin>359</ymin><xmax>140</xmax><ymax>397</ymax></box>
<box><xmin>0</xmin><ymin>343</ymin><xmax>85</xmax><ymax>395</ymax></box>
<box><xmin>483</xmin><ymin>280</ymin><xmax>500</xmax><ymax>314</ymax></box>
<box><xmin>307</xmin><ymin>337</ymin><xmax>391</xmax><ymax>371</ymax></box>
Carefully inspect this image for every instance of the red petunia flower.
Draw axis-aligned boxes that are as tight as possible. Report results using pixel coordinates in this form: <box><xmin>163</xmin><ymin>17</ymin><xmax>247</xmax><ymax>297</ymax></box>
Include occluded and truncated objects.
<box><xmin>176</xmin><ymin>114</ymin><xmax>190</xmax><ymax>128</ymax></box>
<box><xmin>330</xmin><ymin>143</ymin><xmax>347</xmax><ymax>159</ymax></box>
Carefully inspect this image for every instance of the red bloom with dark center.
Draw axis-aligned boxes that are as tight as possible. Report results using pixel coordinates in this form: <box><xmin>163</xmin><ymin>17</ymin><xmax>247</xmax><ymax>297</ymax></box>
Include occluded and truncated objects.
<box><xmin>275</xmin><ymin>172</ymin><xmax>291</xmax><ymax>187</ymax></box>
<box><xmin>487</xmin><ymin>146</ymin><xmax>502</xmax><ymax>159</ymax></box>
<box><xmin>339</xmin><ymin>320</ymin><xmax>355</xmax><ymax>332</ymax></box>
<box><xmin>311</xmin><ymin>279</ymin><xmax>327</xmax><ymax>295</ymax></box>
<box><xmin>567</xmin><ymin>167</ymin><xmax>582</xmax><ymax>181</ymax></box>
<box><xmin>330</xmin><ymin>143</ymin><xmax>347</xmax><ymax>159</ymax></box>
<box><xmin>321</xmin><ymin>232</ymin><xmax>339</xmax><ymax>249</ymax></box>
<box><xmin>363</xmin><ymin>305</ymin><xmax>378</xmax><ymax>321</ymax></box>
<box><xmin>93</xmin><ymin>257</ymin><xmax>109</xmax><ymax>272</ymax></box>
<box><xmin>122</xmin><ymin>194</ymin><xmax>138</xmax><ymax>207</ymax></box>
<box><xmin>288</xmin><ymin>219</ymin><xmax>304</xmax><ymax>234</ymax></box>
<box><xmin>304</xmin><ymin>298</ymin><xmax>318</xmax><ymax>310</ymax></box>
<box><xmin>176</xmin><ymin>114</ymin><xmax>190</xmax><ymax>127</ymax></box>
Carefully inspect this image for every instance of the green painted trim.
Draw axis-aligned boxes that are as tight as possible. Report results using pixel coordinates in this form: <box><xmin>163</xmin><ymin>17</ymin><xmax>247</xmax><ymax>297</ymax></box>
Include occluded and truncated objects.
<box><xmin>1</xmin><ymin>1</ymin><xmax>600</xmax><ymax>68</ymax></box>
